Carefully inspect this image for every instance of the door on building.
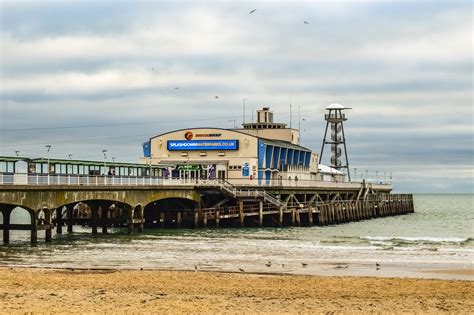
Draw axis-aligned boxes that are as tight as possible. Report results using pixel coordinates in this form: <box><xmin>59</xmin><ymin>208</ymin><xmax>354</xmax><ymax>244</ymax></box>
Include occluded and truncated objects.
<box><xmin>217</xmin><ymin>170</ymin><xmax>226</xmax><ymax>181</ymax></box>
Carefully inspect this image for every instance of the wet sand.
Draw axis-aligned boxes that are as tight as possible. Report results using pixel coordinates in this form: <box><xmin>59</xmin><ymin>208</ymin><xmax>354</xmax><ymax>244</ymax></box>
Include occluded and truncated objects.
<box><xmin>0</xmin><ymin>268</ymin><xmax>472</xmax><ymax>314</ymax></box>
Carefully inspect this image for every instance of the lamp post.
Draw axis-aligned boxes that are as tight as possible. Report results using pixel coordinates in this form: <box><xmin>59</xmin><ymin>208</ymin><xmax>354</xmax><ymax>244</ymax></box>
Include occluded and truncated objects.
<box><xmin>45</xmin><ymin>145</ymin><xmax>51</xmax><ymax>184</ymax></box>
<box><xmin>102</xmin><ymin>150</ymin><xmax>107</xmax><ymax>175</ymax></box>
<box><xmin>45</xmin><ymin>145</ymin><xmax>52</xmax><ymax>172</ymax></box>
<box><xmin>354</xmin><ymin>168</ymin><xmax>357</xmax><ymax>182</ymax></box>
<box><xmin>15</xmin><ymin>150</ymin><xmax>20</xmax><ymax>157</ymax></box>
<box><xmin>68</xmin><ymin>154</ymin><xmax>73</xmax><ymax>160</ymax></box>
<box><xmin>243</xmin><ymin>98</ymin><xmax>247</xmax><ymax>124</ymax></box>
<box><xmin>149</xmin><ymin>154</ymin><xmax>153</xmax><ymax>178</ymax></box>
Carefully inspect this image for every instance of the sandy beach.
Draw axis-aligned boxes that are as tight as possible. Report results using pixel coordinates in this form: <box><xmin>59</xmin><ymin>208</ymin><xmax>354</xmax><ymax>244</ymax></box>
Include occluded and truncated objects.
<box><xmin>0</xmin><ymin>268</ymin><xmax>472</xmax><ymax>314</ymax></box>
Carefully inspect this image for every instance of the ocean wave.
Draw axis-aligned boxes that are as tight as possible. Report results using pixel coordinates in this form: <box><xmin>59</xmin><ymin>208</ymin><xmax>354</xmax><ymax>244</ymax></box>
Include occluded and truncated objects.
<box><xmin>361</xmin><ymin>236</ymin><xmax>472</xmax><ymax>246</ymax></box>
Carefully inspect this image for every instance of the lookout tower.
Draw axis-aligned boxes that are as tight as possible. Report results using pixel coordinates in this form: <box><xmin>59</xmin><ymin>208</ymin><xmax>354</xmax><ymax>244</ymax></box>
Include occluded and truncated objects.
<box><xmin>319</xmin><ymin>103</ymin><xmax>351</xmax><ymax>181</ymax></box>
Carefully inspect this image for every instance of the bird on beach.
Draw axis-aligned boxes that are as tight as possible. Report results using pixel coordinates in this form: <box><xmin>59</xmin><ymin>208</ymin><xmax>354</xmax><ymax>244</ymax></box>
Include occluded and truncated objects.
<box><xmin>301</xmin><ymin>263</ymin><xmax>308</xmax><ymax>267</ymax></box>
<box><xmin>249</xmin><ymin>9</ymin><xmax>256</xmax><ymax>14</ymax></box>
<box><xmin>239</xmin><ymin>268</ymin><xmax>245</xmax><ymax>273</ymax></box>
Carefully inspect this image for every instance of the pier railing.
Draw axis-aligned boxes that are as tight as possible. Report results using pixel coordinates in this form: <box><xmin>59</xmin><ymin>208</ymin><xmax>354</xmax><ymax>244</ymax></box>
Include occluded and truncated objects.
<box><xmin>0</xmin><ymin>173</ymin><xmax>391</xmax><ymax>191</ymax></box>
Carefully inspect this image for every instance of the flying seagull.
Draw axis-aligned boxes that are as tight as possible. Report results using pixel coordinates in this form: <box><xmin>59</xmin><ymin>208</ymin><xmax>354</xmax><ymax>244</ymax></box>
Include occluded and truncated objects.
<box><xmin>239</xmin><ymin>268</ymin><xmax>245</xmax><ymax>273</ymax></box>
<box><xmin>301</xmin><ymin>263</ymin><xmax>308</xmax><ymax>267</ymax></box>
<box><xmin>214</xmin><ymin>96</ymin><xmax>219</xmax><ymax>99</ymax></box>
<box><xmin>249</xmin><ymin>9</ymin><xmax>256</xmax><ymax>14</ymax></box>
<box><xmin>304</xmin><ymin>21</ymin><xmax>309</xmax><ymax>24</ymax></box>
<box><xmin>194</xmin><ymin>265</ymin><xmax>198</xmax><ymax>271</ymax></box>
<box><xmin>265</xmin><ymin>262</ymin><xmax>272</xmax><ymax>267</ymax></box>
<box><xmin>174</xmin><ymin>87</ymin><xmax>180</xmax><ymax>90</ymax></box>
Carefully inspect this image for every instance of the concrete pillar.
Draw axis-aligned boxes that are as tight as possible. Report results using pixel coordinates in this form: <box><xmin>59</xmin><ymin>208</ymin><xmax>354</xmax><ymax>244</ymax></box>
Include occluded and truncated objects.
<box><xmin>128</xmin><ymin>208</ymin><xmax>134</xmax><ymax>234</ymax></box>
<box><xmin>158</xmin><ymin>212</ymin><xmax>164</xmax><ymax>228</ymax></box>
<box><xmin>239</xmin><ymin>199</ymin><xmax>244</xmax><ymax>227</ymax></box>
<box><xmin>202</xmin><ymin>212</ymin><xmax>207</xmax><ymax>228</ymax></box>
<box><xmin>30</xmin><ymin>212</ymin><xmax>38</xmax><ymax>245</ymax></box>
<box><xmin>215</xmin><ymin>210</ymin><xmax>220</xmax><ymax>227</ymax></box>
<box><xmin>194</xmin><ymin>211</ymin><xmax>199</xmax><ymax>228</ymax></box>
<box><xmin>135</xmin><ymin>205</ymin><xmax>143</xmax><ymax>233</ymax></box>
<box><xmin>101</xmin><ymin>206</ymin><xmax>108</xmax><ymax>234</ymax></box>
<box><xmin>91</xmin><ymin>205</ymin><xmax>98</xmax><ymax>235</ymax></box>
<box><xmin>258</xmin><ymin>201</ymin><xmax>263</xmax><ymax>227</ymax></box>
<box><xmin>308</xmin><ymin>205</ymin><xmax>313</xmax><ymax>226</ymax></box>
<box><xmin>67</xmin><ymin>206</ymin><xmax>73</xmax><ymax>233</ymax></box>
<box><xmin>56</xmin><ymin>207</ymin><xmax>63</xmax><ymax>234</ymax></box>
<box><xmin>2</xmin><ymin>208</ymin><xmax>11</xmax><ymax>245</ymax></box>
<box><xmin>45</xmin><ymin>209</ymin><xmax>52</xmax><ymax>242</ymax></box>
<box><xmin>137</xmin><ymin>219</ymin><xmax>144</xmax><ymax>233</ymax></box>
<box><xmin>291</xmin><ymin>209</ymin><xmax>295</xmax><ymax>225</ymax></box>
<box><xmin>278</xmin><ymin>207</ymin><xmax>283</xmax><ymax>227</ymax></box>
<box><xmin>176</xmin><ymin>211</ymin><xmax>182</xmax><ymax>228</ymax></box>
<box><xmin>295</xmin><ymin>210</ymin><xmax>301</xmax><ymax>226</ymax></box>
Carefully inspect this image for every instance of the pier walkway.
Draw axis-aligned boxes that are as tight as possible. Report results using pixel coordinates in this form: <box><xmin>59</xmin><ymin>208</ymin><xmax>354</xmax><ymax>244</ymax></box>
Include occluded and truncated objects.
<box><xmin>0</xmin><ymin>174</ymin><xmax>413</xmax><ymax>244</ymax></box>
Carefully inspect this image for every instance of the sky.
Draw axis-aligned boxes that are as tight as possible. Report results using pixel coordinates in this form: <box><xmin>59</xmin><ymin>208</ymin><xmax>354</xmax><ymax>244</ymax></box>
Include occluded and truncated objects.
<box><xmin>0</xmin><ymin>0</ymin><xmax>472</xmax><ymax>193</ymax></box>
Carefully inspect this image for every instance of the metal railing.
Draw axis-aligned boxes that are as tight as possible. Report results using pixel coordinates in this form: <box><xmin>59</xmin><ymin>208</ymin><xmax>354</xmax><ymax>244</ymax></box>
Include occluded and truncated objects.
<box><xmin>0</xmin><ymin>173</ymin><xmax>391</xmax><ymax>191</ymax></box>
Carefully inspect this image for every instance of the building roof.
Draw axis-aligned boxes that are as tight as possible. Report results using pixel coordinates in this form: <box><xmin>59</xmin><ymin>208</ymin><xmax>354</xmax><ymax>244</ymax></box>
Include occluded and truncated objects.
<box><xmin>28</xmin><ymin>158</ymin><xmax>171</xmax><ymax>168</ymax></box>
<box><xmin>0</xmin><ymin>156</ymin><xmax>30</xmax><ymax>163</ymax></box>
<box><xmin>326</xmin><ymin>103</ymin><xmax>351</xmax><ymax>110</ymax></box>
<box><xmin>318</xmin><ymin>164</ymin><xmax>343</xmax><ymax>175</ymax></box>
<box><xmin>147</xmin><ymin>127</ymin><xmax>312</xmax><ymax>152</ymax></box>
<box><xmin>260</xmin><ymin>138</ymin><xmax>312</xmax><ymax>152</ymax></box>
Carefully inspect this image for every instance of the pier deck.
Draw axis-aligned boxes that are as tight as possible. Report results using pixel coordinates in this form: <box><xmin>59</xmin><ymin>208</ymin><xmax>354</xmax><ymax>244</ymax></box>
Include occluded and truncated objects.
<box><xmin>0</xmin><ymin>175</ymin><xmax>413</xmax><ymax>244</ymax></box>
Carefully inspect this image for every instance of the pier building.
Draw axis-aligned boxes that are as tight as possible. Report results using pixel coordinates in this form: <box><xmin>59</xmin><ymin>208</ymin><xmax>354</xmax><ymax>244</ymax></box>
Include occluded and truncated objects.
<box><xmin>0</xmin><ymin>105</ymin><xmax>414</xmax><ymax>245</ymax></box>
<box><xmin>141</xmin><ymin>107</ymin><xmax>321</xmax><ymax>186</ymax></box>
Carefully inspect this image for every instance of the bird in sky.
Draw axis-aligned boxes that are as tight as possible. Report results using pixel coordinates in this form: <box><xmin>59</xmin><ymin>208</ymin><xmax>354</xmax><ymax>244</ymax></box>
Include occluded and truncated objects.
<box><xmin>194</xmin><ymin>265</ymin><xmax>198</xmax><ymax>271</ymax></box>
<box><xmin>265</xmin><ymin>262</ymin><xmax>271</xmax><ymax>267</ymax></box>
<box><xmin>215</xmin><ymin>96</ymin><xmax>219</xmax><ymax>99</ymax></box>
<box><xmin>302</xmin><ymin>263</ymin><xmax>308</xmax><ymax>267</ymax></box>
<box><xmin>249</xmin><ymin>9</ymin><xmax>256</xmax><ymax>14</ymax></box>
<box><xmin>174</xmin><ymin>87</ymin><xmax>179</xmax><ymax>90</ymax></box>
<box><xmin>239</xmin><ymin>268</ymin><xmax>245</xmax><ymax>273</ymax></box>
<box><xmin>304</xmin><ymin>21</ymin><xmax>309</xmax><ymax>24</ymax></box>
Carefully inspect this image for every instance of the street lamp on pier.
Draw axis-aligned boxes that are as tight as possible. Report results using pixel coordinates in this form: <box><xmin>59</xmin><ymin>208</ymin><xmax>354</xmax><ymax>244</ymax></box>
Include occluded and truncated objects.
<box><xmin>45</xmin><ymin>145</ymin><xmax>52</xmax><ymax>173</ymax></box>
<box><xmin>68</xmin><ymin>154</ymin><xmax>73</xmax><ymax>160</ymax></box>
<box><xmin>102</xmin><ymin>150</ymin><xmax>107</xmax><ymax>175</ymax></box>
<box><xmin>15</xmin><ymin>151</ymin><xmax>20</xmax><ymax>157</ymax></box>
<box><xmin>354</xmin><ymin>168</ymin><xmax>357</xmax><ymax>182</ymax></box>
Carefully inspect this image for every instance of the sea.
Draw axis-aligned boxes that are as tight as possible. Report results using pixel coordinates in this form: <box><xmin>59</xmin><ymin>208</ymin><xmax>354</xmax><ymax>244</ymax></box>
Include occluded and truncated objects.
<box><xmin>1</xmin><ymin>194</ymin><xmax>473</xmax><ymax>280</ymax></box>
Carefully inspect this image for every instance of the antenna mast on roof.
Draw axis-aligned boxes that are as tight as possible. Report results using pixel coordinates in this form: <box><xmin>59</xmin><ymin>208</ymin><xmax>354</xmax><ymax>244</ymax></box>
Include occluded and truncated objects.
<box><xmin>289</xmin><ymin>94</ymin><xmax>292</xmax><ymax>128</ymax></box>
<box><xmin>298</xmin><ymin>105</ymin><xmax>301</xmax><ymax>131</ymax></box>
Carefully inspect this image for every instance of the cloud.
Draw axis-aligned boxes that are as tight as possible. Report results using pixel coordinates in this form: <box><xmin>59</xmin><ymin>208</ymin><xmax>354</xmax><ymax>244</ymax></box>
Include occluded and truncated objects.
<box><xmin>0</xmin><ymin>0</ymin><xmax>472</xmax><ymax>192</ymax></box>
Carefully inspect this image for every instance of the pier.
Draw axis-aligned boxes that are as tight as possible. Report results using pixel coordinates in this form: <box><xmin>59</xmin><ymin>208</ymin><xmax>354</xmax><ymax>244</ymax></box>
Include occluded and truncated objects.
<box><xmin>0</xmin><ymin>174</ymin><xmax>414</xmax><ymax>244</ymax></box>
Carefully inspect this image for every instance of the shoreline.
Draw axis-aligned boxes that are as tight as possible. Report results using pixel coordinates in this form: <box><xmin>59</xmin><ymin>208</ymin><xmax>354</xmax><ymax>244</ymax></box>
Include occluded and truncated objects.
<box><xmin>0</xmin><ymin>267</ymin><xmax>472</xmax><ymax>313</ymax></box>
<box><xmin>1</xmin><ymin>260</ymin><xmax>473</xmax><ymax>281</ymax></box>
